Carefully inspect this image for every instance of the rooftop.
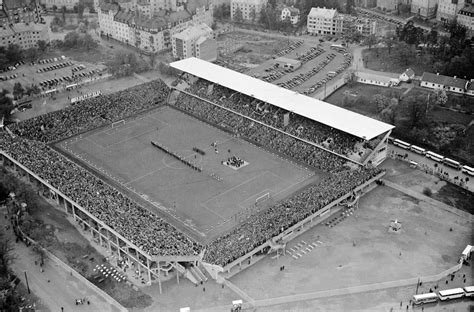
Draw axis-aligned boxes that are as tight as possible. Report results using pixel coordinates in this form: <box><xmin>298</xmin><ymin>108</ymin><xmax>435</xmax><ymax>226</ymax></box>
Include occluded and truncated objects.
<box><xmin>170</xmin><ymin>57</ymin><xmax>394</xmax><ymax>140</ymax></box>
<box><xmin>173</xmin><ymin>23</ymin><xmax>212</xmax><ymax>40</ymax></box>
<box><xmin>309</xmin><ymin>7</ymin><xmax>338</xmax><ymax>19</ymax></box>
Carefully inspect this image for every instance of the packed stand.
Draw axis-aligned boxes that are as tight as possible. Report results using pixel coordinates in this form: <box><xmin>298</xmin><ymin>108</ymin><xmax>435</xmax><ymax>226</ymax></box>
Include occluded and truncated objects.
<box><xmin>203</xmin><ymin>167</ymin><xmax>382</xmax><ymax>267</ymax></box>
<box><xmin>0</xmin><ymin>133</ymin><xmax>202</xmax><ymax>256</ymax></box>
<box><xmin>10</xmin><ymin>80</ymin><xmax>169</xmax><ymax>143</ymax></box>
<box><xmin>183</xmin><ymin>79</ymin><xmax>360</xmax><ymax>159</ymax></box>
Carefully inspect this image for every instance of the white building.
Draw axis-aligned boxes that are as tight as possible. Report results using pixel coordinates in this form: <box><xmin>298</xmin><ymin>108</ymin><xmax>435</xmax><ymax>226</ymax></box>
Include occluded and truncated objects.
<box><xmin>307</xmin><ymin>7</ymin><xmax>342</xmax><ymax>35</ymax></box>
<box><xmin>399</xmin><ymin>68</ymin><xmax>415</xmax><ymax>81</ymax></box>
<box><xmin>172</xmin><ymin>23</ymin><xmax>216</xmax><ymax>61</ymax></box>
<box><xmin>421</xmin><ymin>72</ymin><xmax>468</xmax><ymax>94</ymax></box>
<box><xmin>280</xmin><ymin>6</ymin><xmax>300</xmax><ymax>25</ymax></box>
<box><xmin>457</xmin><ymin>4</ymin><xmax>474</xmax><ymax>34</ymax></box>
<box><xmin>437</xmin><ymin>0</ymin><xmax>465</xmax><ymax>22</ymax></box>
<box><xmin>98</xmin><ymin>0</ymin><xmax>213</xmax><ymax>54</ymax></box>
<box><xmin>230</xmin><ymin>0</ymin><xmax>267</xmax><ymax>22</ymax></box>
<box><xmin>411</xmin><ymin>0</ymin><xmax>438</xmax><ymax>18</ymax></box>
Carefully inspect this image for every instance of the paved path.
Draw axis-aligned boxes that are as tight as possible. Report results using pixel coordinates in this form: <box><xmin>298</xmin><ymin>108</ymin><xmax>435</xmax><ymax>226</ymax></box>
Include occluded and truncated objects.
<box><xmin>0</xmin><ymin>209</ymin><xmax>126</xmax><ymax>312</ymax></box>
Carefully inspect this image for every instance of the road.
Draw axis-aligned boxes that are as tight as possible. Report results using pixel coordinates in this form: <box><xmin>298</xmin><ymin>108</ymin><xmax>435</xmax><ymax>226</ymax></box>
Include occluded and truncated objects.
<box><xmin>388</xmin><ymin>144</ymin><xmax>473</xmax><ymax>191</ymax></box>
<box><xmin>0</xmin><ymin>208</ymin><xmax>125</xmax><ymax>312</ymax></box>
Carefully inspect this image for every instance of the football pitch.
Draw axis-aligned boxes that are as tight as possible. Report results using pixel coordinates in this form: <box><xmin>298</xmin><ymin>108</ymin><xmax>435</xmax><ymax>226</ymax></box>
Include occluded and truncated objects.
<box><xmin>56</xmin><ymin>106</ymin><xmax>321</xmax><ymax>243</ymax></box>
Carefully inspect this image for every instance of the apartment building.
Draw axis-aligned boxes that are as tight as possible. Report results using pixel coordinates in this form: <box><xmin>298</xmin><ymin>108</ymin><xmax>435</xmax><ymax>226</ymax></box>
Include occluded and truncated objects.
<box><xmin>172</xmin><ymin>23</ymin><xmax>216</xmax><ymax>61</ymax></box>
<box><xmin>40</xmin><ymin>0</ymin><xmax>80</xmax><ymax>10</ymax></box>
<box><xmin>437</xmin><ymin>0</ymin><xmax>466</xmax><ymax>22</ymax></box>
<box><xmin>0</xmin><ymin>22</ymin><xmax>48</xmax><ymax>48</ymax></box>
<box><xmin>230</xmin><ymin>0</ymin><xmax>267</xmax><ymax>22</ymax></box>
<box><xmin>98</xmin><ymin>0</ymin><xmax>213</xmax><ymax>54</ymax></box>
<box><xmin>307</xmin><ymin>7</ymin><xmax>342</xmax><ymax>35</ymax></box>
<box><xmin>411</xmin><ymin>0</ymin><xmax>438</xmax><ymax>18</ymax></box>
<box><xmin>457</xmin><ymin>4</ymin><xmax>474</xmax><ymax>35</ymax></box>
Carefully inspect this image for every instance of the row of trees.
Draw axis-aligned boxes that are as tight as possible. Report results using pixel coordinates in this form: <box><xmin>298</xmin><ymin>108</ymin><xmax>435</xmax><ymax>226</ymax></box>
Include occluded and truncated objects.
<box><xmin>106</xmin><ymin>51</ymin><xmax>150</xmax><ymax>77</ymax></box>
<box><xmin>0</xmin><ymin>41</ymin><xmax>47</xmax><ymax>69</ymax></box>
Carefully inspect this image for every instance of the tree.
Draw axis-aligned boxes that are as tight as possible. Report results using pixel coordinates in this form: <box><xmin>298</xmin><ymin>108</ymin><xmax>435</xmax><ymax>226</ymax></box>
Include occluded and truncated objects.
<box><xmin>447</xmin><ymin>20</ymin><xmax>467</xmax><ymax>41</ymax></box>
<box><xmin>384</xmin><ymin>36</ymin><xmax>396</xmax><ymax>54</ymax></box>
<box><xmin>81</xmin><ymin>33</ymin><xmax>97</xmax><ymax>51</ymax></box>
<box><xmin>0</xmin><ymin>91</ymin><xmax>13</xmax><ymax>121</ymax></box>
<box><xmin>345</xmin><ymin>0</ymin><xmax>355</xmax><ymax>14</ymax></box>
<box><xmin>13</xmin><ymin>82</ymin><xmax>24</xmax><ymax>99</ymax></box>
<box><xmin>371</xmin><ymin>94</ymin><xmax>391</xmax><ymax>113</ymax></box>
<box><xmin>430</xmin><ymin>89</ymin><xmax>448</xmax><ymax>107</ymax></box>
<box><xmin>249</xmin><ymin>7</ymin><xmax>257</xmax><ymax>23</ymax></box>
<box><xmin>393</xmin><ymin>42</ymin><xmax>411</xmax><ymax>65</ymax></box>
<box><xmin>365</xmin><ymin>34</ymin><xmax>377</xmax><ymax>50</ymax></box>
<box><xmin>405</xmin><ymin>95</ymin><xmax>430</xmax><ymax>127</ymax></box>
<box><xmin>63</xmin><ymin>31</ymin><xmax>80</xmax><ymax>48</ymax></box>
<box><xmin>37</xmin><ymin>40</ymin><xmax>47</xmax><ymax>53</ymax></box>
<box><xmin>52</xmin><ymin>4</ymin><xmax>57</xmax><ymax>11</ymax></box>
<box><xmin>5</xmin><ymin>44</ymin><xmax>23</xmax><ymax>64</ymax></box>
<box><xmin>77</xmin><ymin>3</ymin><xmax>85</xmax><ymax>19</ymax></box>
<box><xmin>379</xmin><ymin>98</ymin><xmax>398</xmax><ymax>124</ymax></box>
<box><xmin>32</xmin><ymin>244</ymin><xmax>47</xmax><ymax>267</ymax></box>
<box><xmin>233</xmin><ymin>7</ymin><xmax>243</xmax><ymax>23</ymax></box>
<box><xmin>61</xmin><ymin>5</ymin><xmax>67</xmax><ymax>24</ymax></box>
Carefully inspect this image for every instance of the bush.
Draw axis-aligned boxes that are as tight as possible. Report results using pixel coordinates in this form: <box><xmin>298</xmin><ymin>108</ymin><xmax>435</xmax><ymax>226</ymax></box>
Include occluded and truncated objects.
<box><xmin>422</xmin><ymin>187</ymin><xmax>432</xmax><ymax>197</ymax></box>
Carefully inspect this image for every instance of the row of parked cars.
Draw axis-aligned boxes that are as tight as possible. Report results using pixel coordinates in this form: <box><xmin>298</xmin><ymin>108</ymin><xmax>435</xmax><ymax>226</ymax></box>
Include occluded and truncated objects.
<box><xmin>277</xmin><ymin>53</ymin><xmax>336</xmax><ymax>89</ymax></box>
<box><xmin>71</xmin><ymin>64</ymin><xmax>86</xmax><ymax>72</ymax></box>
<box><xmin>355</xmin><ymin>8</ymin><xmax>403</xmax><ymax>27</ymax></box>
<box><xmin>296</xmin><ymin>47</ymin><xmax>325</xmax><ymax>64</ymax></box>
<box><xmin>37</xmin><ymin>56</ymin><xmax>67</xmax><ymax>65</ymax></box>
<box><xmin>303</xmin><ymin>48</ymin><xmax>352</xmax><ymax>95</ymax></box>
<box><xmin>37</xmin><ymin>61</ymin><xmax>73</xmax><ymax>73</ymax></box>
<box><xmin>39</xmin><ymin>69</ymin><xmax>98</xmax><ymax>88</ymax></box>
<box><xmin>0</xmin><ymin>73</ymin><xmax>18</xmax><ymax>81</ymax></box>
<box><xmin>273</xmin><ymin>40</ymin><xmax>304</xmax><ymax>58</ymax></box>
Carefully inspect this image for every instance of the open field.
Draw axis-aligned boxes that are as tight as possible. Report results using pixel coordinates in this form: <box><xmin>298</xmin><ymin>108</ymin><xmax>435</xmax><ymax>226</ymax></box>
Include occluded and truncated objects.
<box><xmin>362</xmin><ymin>47</ymin><xmax>434</xmax><ymax>75</ymax></box>
<box><xmin>325</xmin><ymin>82</ymin><xmax>407</xmax><ymax>117</ymax></box>
<box><xmin>56</xmin><ymin>106</ymin><xmax>318</xmax><ymax>243</ymax></box>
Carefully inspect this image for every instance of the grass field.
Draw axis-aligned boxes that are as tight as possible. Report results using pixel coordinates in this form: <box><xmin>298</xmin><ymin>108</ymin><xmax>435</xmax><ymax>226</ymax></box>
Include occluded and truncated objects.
<box><xmin>56</xmin><ymin>106</ymin><xmax>318</xmax><ymax>243</ymax></box>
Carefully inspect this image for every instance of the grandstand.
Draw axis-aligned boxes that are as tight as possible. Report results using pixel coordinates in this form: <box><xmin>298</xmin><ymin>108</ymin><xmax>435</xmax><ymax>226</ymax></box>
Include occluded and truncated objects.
<box><xmin>170</xmin><ymin>57</ymin><xmax>394</xmax><ymax>167</ymax></box>
<box><xmin>0</xmin><ymin>60</ymin><xmax>391</xmax><ymax>293</ymax></box>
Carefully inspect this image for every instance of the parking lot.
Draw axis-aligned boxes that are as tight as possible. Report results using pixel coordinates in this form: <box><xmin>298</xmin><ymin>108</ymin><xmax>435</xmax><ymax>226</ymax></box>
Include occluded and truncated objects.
<box><xmin>0</xmin><ymin>55</ymin><xmax>106</xmax><ymax>96</ymax></box>
<box><xmin>246</xmin><ymin>40</ymin><xmax>351</xmax><ymax>97</ymax></box>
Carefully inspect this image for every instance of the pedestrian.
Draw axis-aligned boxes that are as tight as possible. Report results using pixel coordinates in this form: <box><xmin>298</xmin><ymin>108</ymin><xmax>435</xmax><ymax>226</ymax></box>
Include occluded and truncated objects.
<box><xmin>203</xmin><ymin>287</ymin><xmax>205</xmax><ymax>292</ymax></box>
<box><xmin>61</xmin><ymin>308</ymin><xmax>64</xmax><ymax>312</ymax></box>
<box><xmin>400</xmin><ymin>301</ymin><xmax>402</xmax><ymax>307</ymax></box>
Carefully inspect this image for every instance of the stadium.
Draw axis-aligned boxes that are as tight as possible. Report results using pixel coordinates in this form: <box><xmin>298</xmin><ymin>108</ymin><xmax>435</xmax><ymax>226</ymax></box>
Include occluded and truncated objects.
<box><xmin>0</xmin><ymin>57</ymin><xmax>395</xmax><ymax>293</ymax></box>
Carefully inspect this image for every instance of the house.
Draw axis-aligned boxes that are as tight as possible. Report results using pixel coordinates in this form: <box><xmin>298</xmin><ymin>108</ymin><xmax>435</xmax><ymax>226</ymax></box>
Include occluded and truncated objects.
<box><xmin>172</xmin><ymin>23</ymin><xmax>216</xmax><ymax>61</ymax></box>
<box><xmin>466</xmin><ymin>80</ymin><xmax>474</xmax><ymax>97</ymax></box>
<box><xmin>457</xmin><ymin>4</ymin><xmax>474</xmax><ymax>36</ymax></box>
<box><xmin>399</xmin><ymin>68</ymin><xmax>415</xmax><ymax>82</ymax></box>
<box><xmin>356</xmin><ymin>72</ymin><xmax>400</xmax><ymax>87</ymax></box>
<box><xmin>420</xmin><ymin>72</ymin><xmax>468</xmax><ymax>94</ymax></box>
<box><xmin>281</xmin><ymin>6</ymin><xmax>300</xmax><ymax>25</ymax></box>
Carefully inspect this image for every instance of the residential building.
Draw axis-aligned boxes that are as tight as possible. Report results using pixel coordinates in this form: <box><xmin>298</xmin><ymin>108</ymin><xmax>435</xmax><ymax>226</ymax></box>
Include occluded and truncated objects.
<box><xmin>355</xmin><ymin>0</ymin><xmax>377</xmax><ymax>8</ymax></box>
<box><xmin>376</xmin><ymin>0</ymin><xmax>400</xmax><ymax>11</ymax></box>
<box><xmin>307</xmin><ymin>7</ymin><xmax>342</xmax><ymax>35</ymax></box>
<box><xmin>230</xmin><ymin>0</ymin><xmax>267</xmax><ymax>22</ymax></box>
<box><xmin>97</xmin><ymin>0</ymin><xmax>213</xmax><ymax>54</ymax></box>
<box><xmin>421</xmin><ymin>72</ymin><xmax>468</xmax><ymax>94</ymax></box>
<box><xmin>280</xmin><ymin>6</ymin><xmax>300</xmax><ymax>25</ymax></box>
<box><xmin>399</xmin><ymin>68</ymin><xmax>415</xmax><ymax>81</ymax></box>
<box><xmin>411</xmin><ymin>0</ymin><xmax>438</xmax><ymax>18</ymax></box>
<box><xmin>466</xmin><ymin>79</ymin><xmax>474</xmax><ymax>96</ymax></box>
<box><xmin>341</xmin><ymin>15</ymin><xmax>377</xmax><ymax>36</ymax></box>
<box><xmin>0</xmin><ymin>22</ymin><xmax>49</xmax><ymax>48</ymax></box>
<box><xmin>457</xmin><ymin>4</ymin><xmax>474</xmax><ymax>35</ymax></box>
<box><xmin>437</xmin><ymin>0</ymin><xmax>465</xmax><ymax>22</ymax></box>
<box><xmin>356</xmin><ymin>72</ymin><xmax>400</xmax><ymax>87</ymax></box>
<box><xmin>40</xmin><ymin>0</ymin><xmax>80</xmax><ymax>10</ymax></box>
<box><xmin>0</xmin><ymin>0</ymin><xmax>48</xmax><ymax>48</ymax></box>
<box><xmin>172</xmin><ymin>23</ymin><xmax>216</xmax><ymax>61</ymax></box>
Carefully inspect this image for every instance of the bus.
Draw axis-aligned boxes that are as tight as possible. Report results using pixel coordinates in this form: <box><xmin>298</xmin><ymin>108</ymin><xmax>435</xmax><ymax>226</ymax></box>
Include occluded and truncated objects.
<box><xmin>393</xmin><ymin>139</ymin><xmax>411</xmax><ymax>150</ymax></box>
<box><xmin>410</xmin><ymin>145</ymin><xmax>426</xmax><ymax>155</ymax></box>
<box><xmin>463</xmin><ymin>286</ymin><xmax>474</xmax><ymax>297</ymax></box>
<box><xmin>461</xmin><ymin>165</ymin><xmax>474</xmax><ymax>176</ymax></box>
<box><xmin>443</xmin><ymin>158</ymin><xmax>462</xmax><ymax>170</ymax></box>
<box><xmin>425</xmin><ymin>151</ymin><xmax>444</xmax><ymax>162</ymax></box>
<box><xmin>413</xmin><ymin>293</ymin><xmax>438</xmax><ymax>305</ymax></box>
<box><xmin>438</xmin><ymin>288</ymin><xmax>465</xmax><ymax>301</ymax></box>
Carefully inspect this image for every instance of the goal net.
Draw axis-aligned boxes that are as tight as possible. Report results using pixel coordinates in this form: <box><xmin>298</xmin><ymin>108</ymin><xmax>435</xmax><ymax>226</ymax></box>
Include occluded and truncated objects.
<box><xmin>111</xmin><ymin>119</ymin><xmax>125</xmax><ymax>128</ymax></box>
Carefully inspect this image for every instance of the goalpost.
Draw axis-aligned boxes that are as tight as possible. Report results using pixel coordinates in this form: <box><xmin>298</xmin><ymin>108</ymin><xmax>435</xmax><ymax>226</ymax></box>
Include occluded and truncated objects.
<box><xmin>255</xmin><ymin>192</ymin><xmax>271</xmax><ymax>206</ymax></box>
<box><xmin>111</xmin><ymin>119</ymin><xmax>125</xmax><ymax>128</ymax></box>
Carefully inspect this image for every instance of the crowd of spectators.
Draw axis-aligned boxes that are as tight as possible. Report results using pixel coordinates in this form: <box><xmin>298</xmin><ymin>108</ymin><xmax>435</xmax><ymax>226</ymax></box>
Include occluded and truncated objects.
<box><xmin>9</xmin><ymin>80</ymin><xmax>169</xmax><ymax>143</ymax></box>
<box><xmin>203</xmin><ymin>168</ymin><xmax>382</xmax><ymax>266</ymax></box>
<box><xmin>0</xmin><ymin>133</ymin><xmax>202</xmax><ymax>256</ymax></box>
<box><xmin>182</xmin><ymin>79</ymin><xmax>363</xmax><ymax>163</ymax></box>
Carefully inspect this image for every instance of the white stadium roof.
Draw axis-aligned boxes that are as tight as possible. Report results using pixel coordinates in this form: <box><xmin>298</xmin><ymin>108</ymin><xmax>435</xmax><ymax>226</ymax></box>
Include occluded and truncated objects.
<box><xmin>170</xmin><ymin>57</ymin><xmax>394</xmax><ymax>140</ymax></box>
